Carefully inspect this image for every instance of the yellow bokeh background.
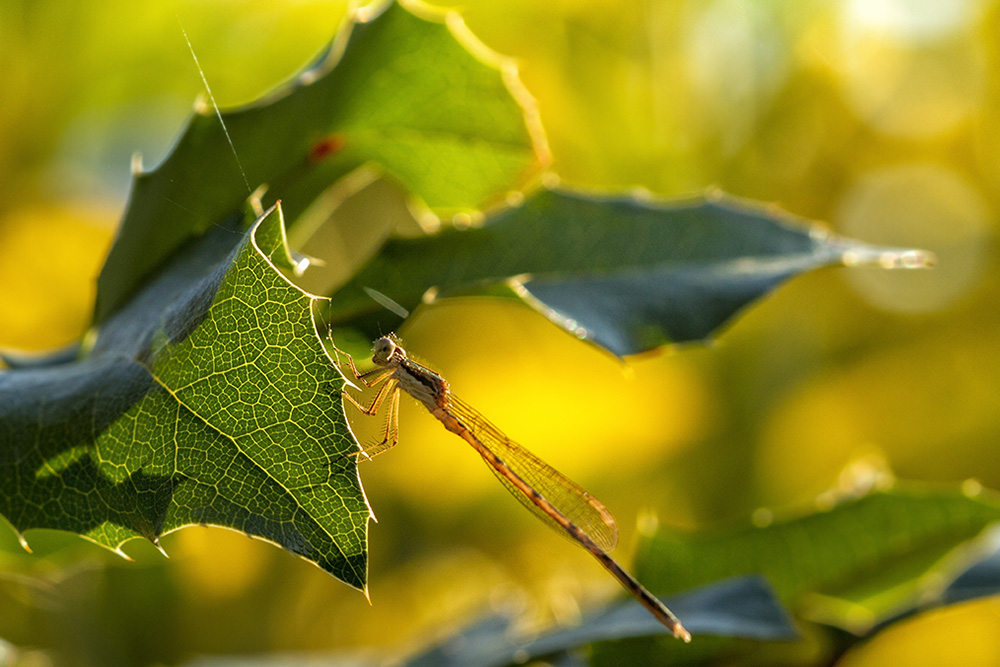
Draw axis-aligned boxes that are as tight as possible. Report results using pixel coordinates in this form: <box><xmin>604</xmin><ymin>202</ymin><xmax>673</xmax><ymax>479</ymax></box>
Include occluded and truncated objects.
<box><xmin>1</xmin><ymin>0</ymin><xmax>999</xmax><ymax>665</ymax></box>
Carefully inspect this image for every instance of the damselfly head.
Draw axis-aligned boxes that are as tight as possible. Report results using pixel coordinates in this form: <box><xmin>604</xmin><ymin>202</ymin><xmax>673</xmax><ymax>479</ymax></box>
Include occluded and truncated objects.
<box><xmin>372</xmin><ymin>336</ymin><xmax>403</xmax><ymax>365</ymax></box>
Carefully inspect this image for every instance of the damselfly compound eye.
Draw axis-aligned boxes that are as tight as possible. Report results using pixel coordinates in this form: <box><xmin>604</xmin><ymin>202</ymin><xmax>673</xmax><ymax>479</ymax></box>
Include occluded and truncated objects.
<box><xmin>372</xmin><ymin>337</ymin><xmax>398</xmax><ymax>364</ymax></box>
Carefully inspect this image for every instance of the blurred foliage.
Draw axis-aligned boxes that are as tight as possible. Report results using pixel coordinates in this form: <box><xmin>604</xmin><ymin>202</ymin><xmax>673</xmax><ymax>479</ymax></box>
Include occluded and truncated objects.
<box><xmin>0</xmin><ymin>0</ymin><xmax>998</xmax><ymax>666</ymax></box>
<box><xmin>94</xmin><ymin>2</ymin><xmax>538</xmax><ymax>323</ymax></box>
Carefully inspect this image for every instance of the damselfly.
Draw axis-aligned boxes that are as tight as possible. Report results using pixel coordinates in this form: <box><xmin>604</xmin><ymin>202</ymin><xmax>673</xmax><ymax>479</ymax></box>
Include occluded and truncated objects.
<box><xmin>333</xmin><ymin>335</ymin><xmax>690</xmax><ymax>642</ymax></box>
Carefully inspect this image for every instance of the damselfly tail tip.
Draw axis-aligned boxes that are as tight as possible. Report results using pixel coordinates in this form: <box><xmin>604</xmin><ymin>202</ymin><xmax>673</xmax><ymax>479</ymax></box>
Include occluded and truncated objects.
<box><xmin>657</xmin><ymin>605</ymin><xmax>690</xmax><ymax>642</ymax></box>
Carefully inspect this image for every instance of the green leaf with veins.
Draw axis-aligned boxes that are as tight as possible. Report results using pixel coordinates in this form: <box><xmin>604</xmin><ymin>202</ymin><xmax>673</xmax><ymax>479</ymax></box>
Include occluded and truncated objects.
<box><xmin>96</xmin><ymin>1</ymin><xmax>540</xmax><ymax>324</ymax></box>
<box><xmin>0</xmin><ymin>205</ymin><xmax>369</xmax><ymax>588</ymax></box>
<box><xmin>328</xmin><ymin>188</ymin><xmax>930</xmax><ymax>357</ymax></box>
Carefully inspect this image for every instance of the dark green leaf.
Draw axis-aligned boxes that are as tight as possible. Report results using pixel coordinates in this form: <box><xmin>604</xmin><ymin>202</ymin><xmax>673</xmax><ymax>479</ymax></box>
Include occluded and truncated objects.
<box><xmin>859</xmin><ymin>543</ymin><xmax>1000</xmax><ymax>637</ymax></box>
<box><xmin>635</xmin><ymin>485</ymin><xmax>1000</xmax><ymax>633</ymax></box>
<box><xmin>938</xmin><ymin>548</ymin><xmax>1000</xmax><ymax>606</ymax></box>
<box><xmin>96</xmin><ymin>1</ymin><xmax>539</xmax><ymax>323</ymax></box>
<box><xmin>0</xmin><ymin>206</ymin><xmax>369</xmax><ymax>588</ymax></box>
<box><xmin>403</xmin><ymin>576</ymin><xmax>795</xmax><ymax>667</ymax></box>
<box><xmin>328</xmin><ymin>188</ymin><xmax>930</xmax><ymax>357</ymax></box>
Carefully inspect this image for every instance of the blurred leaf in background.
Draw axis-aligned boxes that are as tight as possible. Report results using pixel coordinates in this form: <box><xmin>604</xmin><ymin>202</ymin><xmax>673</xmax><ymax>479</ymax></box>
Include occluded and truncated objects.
<box><xmin>0</xmin><ymin>0</ymin><xmax>352</xmax><ymax>350</ymax></box>
<box><xmin>1</xmin><ymin>0</ymin><xmax>998</xmax><ymax>666</ymax></box>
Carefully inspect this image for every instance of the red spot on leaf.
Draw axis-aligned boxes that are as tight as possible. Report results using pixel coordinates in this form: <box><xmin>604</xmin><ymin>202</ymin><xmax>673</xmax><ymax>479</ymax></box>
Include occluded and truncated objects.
<box><xmin>308</xmin><ymin>135</ymin><xmax>345</xmax><ymax>163</ymax></box>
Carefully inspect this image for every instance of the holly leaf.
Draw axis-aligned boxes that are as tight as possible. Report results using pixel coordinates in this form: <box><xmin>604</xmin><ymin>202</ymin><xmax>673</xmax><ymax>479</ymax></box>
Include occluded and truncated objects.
<box><xmin>581</xmin><ymin>485</ymin><xmax>1000</xmax><ymax>664</ymax></box>
<box><xmin>327</xmin><ymin>188</ymin><xmax>931</xmax><ymax>357</ymax></box>
<box><xmin>0</xmin><ymin>205</ymin><xmax>370</xmax><ymax>588</ymax></box>
<box><xmin>635</xmin><ymin>485</ymin><xmax>1000</xmax><ymax>633</ymax></box>
<box><xmin>96</xmin><ymin>1</ymin><xmax>540</xmax><ymax>324</ymax></box>
<box><xmin>404</xmin><ymin>576</ymin><xmax>796</xmax><ymax>667</ymax></box>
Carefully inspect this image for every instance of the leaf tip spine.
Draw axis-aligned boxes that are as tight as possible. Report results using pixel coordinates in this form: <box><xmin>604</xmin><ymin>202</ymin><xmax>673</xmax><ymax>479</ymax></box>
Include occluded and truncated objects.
<box><xmin>153</xmin><ymin>540</ymin><xmax>170</xmax><ymax>559</ymax></box>
<box><xmin>131</xmin><ymin>151</ymin><xmax>144</xmax><ymax>175</ymax></box>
